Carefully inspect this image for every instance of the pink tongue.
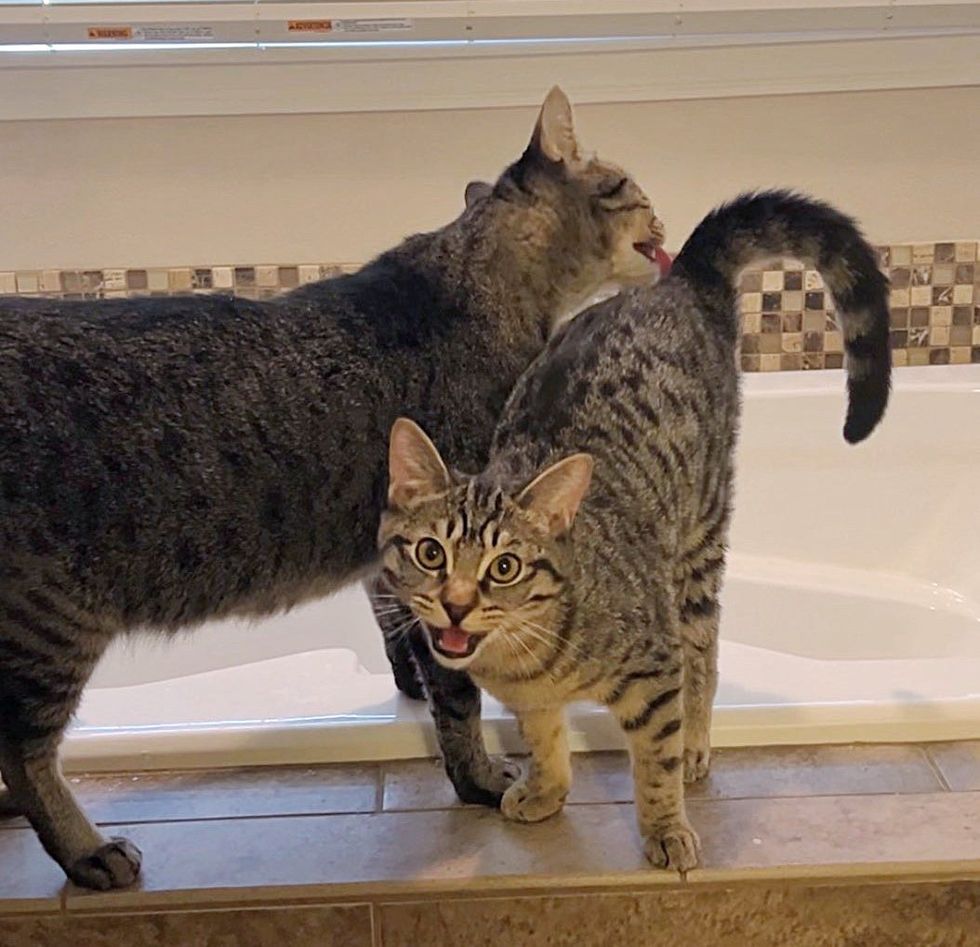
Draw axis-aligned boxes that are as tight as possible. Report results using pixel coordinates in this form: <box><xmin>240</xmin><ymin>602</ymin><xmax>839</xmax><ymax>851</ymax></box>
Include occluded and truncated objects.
<box><xmin>439</xmin><ymin>626</ymin><xmax>472</xmax><ymax>654</ymax></box>
<box><xmin>654</xmin><ymin>246</ymin><xmax>672</xmax><ymax>276</ymax></box>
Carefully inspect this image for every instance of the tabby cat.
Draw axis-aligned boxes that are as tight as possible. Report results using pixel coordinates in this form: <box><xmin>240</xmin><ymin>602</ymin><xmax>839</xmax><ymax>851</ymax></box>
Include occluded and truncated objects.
<box><xmin>379</xmin><ymin>191</ymin><xmax>890</xmax><ymax>870</ymax></box>
<box><xmin>0</xmin><ymin>87</ymin><xmax>664</xmax><ymax>888</ymax></box>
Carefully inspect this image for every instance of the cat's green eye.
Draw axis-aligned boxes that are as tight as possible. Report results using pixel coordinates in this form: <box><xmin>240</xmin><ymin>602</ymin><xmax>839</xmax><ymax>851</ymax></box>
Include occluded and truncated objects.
<box><xmin>415</xmin><ymin>538</ymin><xmax>446</xmax><ymax>571</ymax></box>
<box><xmin>487</xmin><ymin>553</ymin><xmax>522</xmax><ymax>585</ymax></box>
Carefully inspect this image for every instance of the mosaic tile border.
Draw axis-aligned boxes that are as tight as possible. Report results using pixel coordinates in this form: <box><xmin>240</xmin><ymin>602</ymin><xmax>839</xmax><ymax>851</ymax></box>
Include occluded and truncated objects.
<box><xmin>736</xmin><ymin>241</ymin><xmax>980</xmax><ymax>370</ymax></box>
<box><xmin>0</xmin><ymin>264</ymin><xmax>359</xmax><ymax>302</ymax></box>
<box><xmin>2</xmin><ymin>243</ymin><xmax>978</xmax><ymax>370</ymax></box>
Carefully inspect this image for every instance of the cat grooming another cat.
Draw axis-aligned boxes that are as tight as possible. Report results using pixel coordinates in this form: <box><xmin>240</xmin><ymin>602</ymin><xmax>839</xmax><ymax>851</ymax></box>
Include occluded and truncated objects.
<box><xmin>379</xmin><ymin>190</ymin><xmax>890</xmax><ymax>870</ymax></box>
<box><xmin>0</xmin><ymin>88</ymin><xmax>664</xmax><ymax>889</ymax></box>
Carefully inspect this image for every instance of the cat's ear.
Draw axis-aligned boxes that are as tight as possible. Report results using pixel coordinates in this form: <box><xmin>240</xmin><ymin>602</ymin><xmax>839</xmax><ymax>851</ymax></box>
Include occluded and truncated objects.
<box><xmin>388</xmin><ymin>418</ymin><xmax>451</xmax><ymax>509</ymax></box>
<box><xmin>464</xmin><ymin>180</ymin><xmax>492</xmax><ymax>208</ymax></box>
<box><xmin>517</xmin><ymin>453</ymin><xmax>593</xmax><ymax>536</ymax></box>
<box><xmin>530</xmin><ymin>86</ymin><xmax>580</xmax><ymax>164</ymax></box>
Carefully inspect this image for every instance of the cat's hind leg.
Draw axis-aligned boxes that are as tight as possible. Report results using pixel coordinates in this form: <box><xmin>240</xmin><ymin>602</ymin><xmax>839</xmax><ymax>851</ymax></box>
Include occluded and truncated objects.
<box><xmin>679</xmin><ymin>551</ymin><xmax>724</xmax><ymax>783</ymax></box>
<box><xmin>679</xmin><ymin>597</ymin><xmax>720</xmax><ymax>784</ymax></box>
<box><xmin>611</xmin><ymin>671</ymin><xmax>701</xmax><ymax>872</ymax></box>
<box><xmin>0</xmin><ymin>597</ymin><xmax>141</xmax><ymax>889</ymax></box>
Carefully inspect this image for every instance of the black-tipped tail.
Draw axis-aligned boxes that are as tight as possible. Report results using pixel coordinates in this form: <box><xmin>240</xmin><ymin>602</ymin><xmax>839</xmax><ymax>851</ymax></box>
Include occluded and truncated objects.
<box><xmin>672</xmin><ymin>190</ymin><xmax>891</xmax><ymax>442</ymax></box>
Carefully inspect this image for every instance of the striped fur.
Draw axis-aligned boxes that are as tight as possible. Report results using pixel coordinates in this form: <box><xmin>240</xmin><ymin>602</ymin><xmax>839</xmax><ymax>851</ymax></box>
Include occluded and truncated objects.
<box><xmin>0</xmin><ymin>88</ymin><xmax>665</xmax><ymax>888</ymax></box>
<box><xmin>380</xmin><ymin>191</ymin><xmax>890</xmax><ymax>871</ymax></box>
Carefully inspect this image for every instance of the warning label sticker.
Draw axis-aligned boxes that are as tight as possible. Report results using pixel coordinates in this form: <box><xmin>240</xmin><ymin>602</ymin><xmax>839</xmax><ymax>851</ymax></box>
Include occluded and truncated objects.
<box><xmin>331</xmin><ymin>19</ymin><xmax>414</xmax><ymax>34</ymax></box>
<box><xmin>86</xmin><ymin>25</ymin><xmax>215</xmax><ymax>42</ymax></box>
<box><xmin>132</xmin><ymin>26</ymin><xmax>216</xmax><ymax>42</ymax></box>
<box><xmin>287</xmin><ymin>20</ymin><xmax>334</xmax><ymax>33</ymax></box>
<box><xmin>87</xmin><ymin>26</ymin><xmax>133</xmax><ymax>40</ymax></box>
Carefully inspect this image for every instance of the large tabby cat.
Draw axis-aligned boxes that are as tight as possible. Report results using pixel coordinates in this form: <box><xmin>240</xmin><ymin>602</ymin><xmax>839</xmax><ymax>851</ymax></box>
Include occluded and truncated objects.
<box><xmin>378</xmin><ymin>191</ymin><xmax>890</xmax><ymax>870</ymax></box>
<box><xmin>0</xmin><ymin>88</ymin><xmax>665</xmax><ymax>889</ymax></box>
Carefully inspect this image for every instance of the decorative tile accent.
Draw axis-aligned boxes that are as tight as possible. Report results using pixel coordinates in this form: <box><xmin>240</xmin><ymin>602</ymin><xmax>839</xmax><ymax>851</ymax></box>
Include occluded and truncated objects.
<box><xmin>0</xmin><ymin>244</ymin><xmax>975</xmax><ymax>371</ymax></box>
<box><xmin>734</xmin><ymin>241</ymin><xmax>980</xmax><ymax>370</ymax></box>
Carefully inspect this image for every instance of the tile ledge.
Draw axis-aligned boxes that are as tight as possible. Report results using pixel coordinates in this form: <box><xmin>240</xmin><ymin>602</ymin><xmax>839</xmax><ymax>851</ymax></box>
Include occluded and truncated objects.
<box><xmin>54</xmin><ymin>860</ymin><xmax>980</xmax><ymax>915</ymax></box>
<box><xmin>685</xmin><ymin>859</ymin><xmax>980</xmax><ymax>887</ymax></box>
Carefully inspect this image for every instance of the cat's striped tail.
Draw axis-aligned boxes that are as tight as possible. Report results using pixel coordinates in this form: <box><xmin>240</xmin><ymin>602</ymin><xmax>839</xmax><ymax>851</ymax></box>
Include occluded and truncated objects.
<box><xmin>671</xmin><ymin>190</ymin><xmax>890</xmax><ymax>443</ymax></box>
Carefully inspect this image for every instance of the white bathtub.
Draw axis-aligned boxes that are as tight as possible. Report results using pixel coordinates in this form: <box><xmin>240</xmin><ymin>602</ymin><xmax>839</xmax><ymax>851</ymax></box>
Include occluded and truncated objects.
<box><xmin>65</xmin><ymin>365</ymin><xmax>980</xmax><ymax>772</ymax></box>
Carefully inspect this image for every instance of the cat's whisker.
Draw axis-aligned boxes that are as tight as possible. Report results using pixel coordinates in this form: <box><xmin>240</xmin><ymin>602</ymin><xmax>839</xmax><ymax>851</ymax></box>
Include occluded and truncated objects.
<box><xmin>372</xmin><ymin>605</ymin><xmax>411</xmax><ymax>618</ymax></box>
<box><xmin>503</xmin><ymin>632</ymin><xmax>536</xmax><ymax>681</ymax></box>
<box><xmin>514</xmin><ymin>618</ymin><xmax>591</xmax><ymax>661</ymax></box>
<box><xmin>383</xmin><ymin>616</ymin><xmax>421</xmax><ymax>641</ymax></box>
<box><xmin>518</xmin><ymin>616</ymin><xmax>589</xmax><ymax>655</ymax></box>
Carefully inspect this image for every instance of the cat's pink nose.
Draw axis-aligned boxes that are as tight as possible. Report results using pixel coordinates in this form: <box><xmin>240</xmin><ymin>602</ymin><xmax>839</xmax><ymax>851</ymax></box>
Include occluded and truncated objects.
<box><xmin>442</xmin><ymin>601</ymin><xmax>474</xmax><ymax>626</ymax></box>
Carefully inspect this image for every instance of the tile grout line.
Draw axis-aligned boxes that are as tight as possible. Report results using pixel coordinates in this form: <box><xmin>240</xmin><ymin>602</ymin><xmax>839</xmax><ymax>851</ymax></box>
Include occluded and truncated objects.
<box><xmin>0</xmin><ymin>783</ymin><xmax>960</xmax><ymax>834</ymax></box>
<box><xmin>374</xmin><ymin>765</ymin><xmax>385</xmax><ymax>814</ymax></box>
<box><xmin>920</xmin><ymin>746</ymin><xmax>953</xmax><ymax>792</ymax></box>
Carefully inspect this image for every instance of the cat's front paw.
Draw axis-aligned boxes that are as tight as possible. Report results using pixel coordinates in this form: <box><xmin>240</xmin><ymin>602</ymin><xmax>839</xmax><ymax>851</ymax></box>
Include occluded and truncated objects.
<box><xmin>643</xmin><ymin>823</ymin><xmax>701</xmax><ymax>873</ymax></box>
<box><xmin>67</xmin><ymin>837</ymin><xmax>143</xmax><ymax>890</ymax></box>
<box><xmin>451</xmin><ymin>756</ymin><xmax>520</xmax><ymax>808</ymax></box>
<box><xmin>501</xmin><ymin>779</ymin><xmax>567</xmax><ymax>823</ymax></box>
<box><xmin>684</xmin><ymin>746</ymin><xmax>711</xmax><ymax>784</ymax></box>
<box><xmin>484</xmin><ymin>757</ymin><xmax>522</xmax><ymax>794</ymax></box>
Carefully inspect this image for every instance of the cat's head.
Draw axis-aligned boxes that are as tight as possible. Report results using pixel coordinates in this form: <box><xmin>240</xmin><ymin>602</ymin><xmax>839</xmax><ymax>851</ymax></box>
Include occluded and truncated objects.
<box><xmin>483</xmin><ymin>87</ymin><xmax>664</xmax><ymax>309</ymax></box>
<box><xmin>378</xmin><ymin>418</ymin><xmax>593</xmax><ymax>672</ymax></box>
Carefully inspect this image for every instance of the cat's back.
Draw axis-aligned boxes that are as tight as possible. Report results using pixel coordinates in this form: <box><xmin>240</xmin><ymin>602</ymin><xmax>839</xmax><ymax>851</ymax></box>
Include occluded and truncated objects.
<box><xmin>495</xmin><ymin>277</ymin><xmax>736</xmax><ymax>464</ymax></box>
<box><xmin>492</xmin><ymin>278</ymin><xmax>740</xmax><ymax>617</ymax></box>
<box><xmin>0</xmin><ymin>291</ymin><xmax>269</xmax><ymax>337</ymax></box>
<box><xmin>0</xmin><ymin>292</ymin><xmax>285</xmax><ymax>435</ymax></box>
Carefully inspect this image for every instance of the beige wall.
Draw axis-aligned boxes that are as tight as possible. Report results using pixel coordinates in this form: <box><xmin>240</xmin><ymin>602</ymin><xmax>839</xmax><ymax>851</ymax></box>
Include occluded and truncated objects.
<box><xmin>1</xmin><ymin>86</ymin><xmax>977</xmax><ymax>271</ymax></box>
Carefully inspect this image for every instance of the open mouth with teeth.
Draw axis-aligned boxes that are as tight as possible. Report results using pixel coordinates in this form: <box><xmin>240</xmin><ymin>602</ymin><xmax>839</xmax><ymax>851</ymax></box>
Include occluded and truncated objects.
<box><xmin>428</xmin><ymin>624</ymin><xmax>482</xmax><ymax>659</ymax></box>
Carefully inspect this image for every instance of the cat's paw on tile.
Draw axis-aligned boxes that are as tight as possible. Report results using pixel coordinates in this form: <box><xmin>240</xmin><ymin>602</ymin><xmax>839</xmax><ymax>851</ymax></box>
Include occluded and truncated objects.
<box><xmin>485</xmin><ymin>757</ymin><xmax>522</xmax><ymax>793</ymax></box>
<box><xmin>683</xmin><ymin>746</ymin><xmax>711</xmax><ymax>784</ymax></box>
<box><xmin>67</xmin><ymin>837</ymin><xmax>143</xmax><ymax>891</ymax></box>
<box><xmin>500</xmin><ymin>779</ymin><xmax>568</xmax><ymax>823</ymax></box>
<box><xmin>643</xmin><ymin>823</ymin><xmax>701</xmax><ymax>873</ymax></box>
<box><xmin>451</xmin><ymin>756</ymin><xmax>521</xmax><ymax>808</ymax></box>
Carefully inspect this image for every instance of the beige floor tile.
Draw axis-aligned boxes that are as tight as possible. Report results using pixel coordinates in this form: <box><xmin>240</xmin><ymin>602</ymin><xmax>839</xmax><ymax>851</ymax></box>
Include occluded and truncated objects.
<box><xmin>0</xmin><ymin>904</ymin><xmax>372</xmax><ymax>946</ymax></box>
<box><xmin>82</xmin><ymin>763</ymin><xmax>379</xmax><ymax>824</ymax></box>
<box><xmin>382</xmin><ymin>757</ymin><xmax>461</xmax><ymax>812</ymax></box>
<box><xmin>926</xmin><ymin>741</ymin><xmax>980</xmax><ymax>791</ymax></box>
<box><xmin>2</xmin><ymin>765</ymin><xmax>380</xmax><ymax>837</ymax></box>
<box><xmin>64</xmin><ymin>804</ymin><xmax>676</xmax><ymax>912</ymax></box>
<box><xmin>378</xmin><ymin>881</ymin><xmax>980</xmax><ymax>947</ymax></box>
<box><xmin>383</xmin><ymin>744</ymin><xmax>941</xmax><ymax>812</ymax></box>
<box><xmin>689</xmin><ymin>790</ymin><xmax>980</xmax><ymax>877</ymax></box>
<box><xmin>382</xmin><ymin>752</ymin><xmax>633</xmax><ymax>812</ymax></box>
<box><xmin>1</xmin><ymin>764</ymin><xmax>379</xmax><ymax>833</ymax></box>
<box><xmin>8</xmin><ymin>787</ymin><xmax>980</xmax><ymax>918</ymax></box>
<box><xmin>0</xmin><ymin>829</ymin><xmax>66</xmax><ymax>914</ymax></box>
<box><xmin>571</xmin><ymin>744</ymin><xmax>943</xmax><ymax>805</ymax></box>
<box><xmin>686</xmin><ymin>743</ymin><xmax>943</xmax><ymax>800</ymax></box>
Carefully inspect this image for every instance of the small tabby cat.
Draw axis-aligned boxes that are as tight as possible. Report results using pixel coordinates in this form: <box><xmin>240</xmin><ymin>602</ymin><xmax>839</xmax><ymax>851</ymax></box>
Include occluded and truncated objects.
<box><xmin>379</xmin><ymin>191</ymin><xmax>890</xmax><ymax>870</ymax></box>
<box><xmin>0</xmin><ymin>87</ymin><xmax>664</xmax><ymax>888</ymax></box>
